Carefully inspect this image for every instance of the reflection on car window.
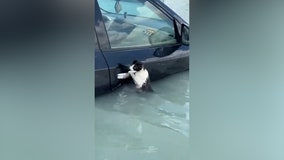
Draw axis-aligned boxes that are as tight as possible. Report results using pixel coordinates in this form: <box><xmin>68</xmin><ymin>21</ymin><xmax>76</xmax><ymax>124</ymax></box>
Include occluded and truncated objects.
<box><xmin>97</xmin><ymin>0</ymin><xmax>177</xmax><ymax>49</ymax></box>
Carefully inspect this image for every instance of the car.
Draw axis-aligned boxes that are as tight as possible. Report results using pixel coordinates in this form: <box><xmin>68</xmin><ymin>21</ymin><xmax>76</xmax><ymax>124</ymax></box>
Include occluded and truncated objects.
<box><xmin>95</xmin><ymin>0</ymin><xmax>190</xmax><ymax>96</ymax></box>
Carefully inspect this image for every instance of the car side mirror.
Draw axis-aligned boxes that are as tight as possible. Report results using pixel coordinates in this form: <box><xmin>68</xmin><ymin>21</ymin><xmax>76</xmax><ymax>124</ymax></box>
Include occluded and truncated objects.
<box><xmin>181</xmin><ymin>24</ymin><xmax>189</xmax><ymax>45</ymax></box>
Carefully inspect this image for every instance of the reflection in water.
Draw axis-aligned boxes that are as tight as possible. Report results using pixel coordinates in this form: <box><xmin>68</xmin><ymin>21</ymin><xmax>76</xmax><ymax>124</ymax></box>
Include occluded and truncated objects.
<box><xmin>95</xmin><ymin>71</ymin><xmax>189</xmax><ymax>159</ymax></box>
<box><xmin>96</xmin><ymin>72</ymin><xmax>189</xmax><ymax>136</ymax></box>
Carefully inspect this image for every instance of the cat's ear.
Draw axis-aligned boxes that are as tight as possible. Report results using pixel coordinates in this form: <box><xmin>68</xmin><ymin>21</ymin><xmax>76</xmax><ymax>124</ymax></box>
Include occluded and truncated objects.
<box><xmin>132</xmin><ymin>60</ymin><xmax>138</xmax><ymax>64</ymax></box>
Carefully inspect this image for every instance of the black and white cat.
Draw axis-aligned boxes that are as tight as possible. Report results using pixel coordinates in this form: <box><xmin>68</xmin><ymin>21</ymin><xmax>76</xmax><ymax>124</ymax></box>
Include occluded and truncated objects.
<box><xmin>118</xmin><ymin>60</ymin><xmax>153</xmax><ymax>92</ymax></box>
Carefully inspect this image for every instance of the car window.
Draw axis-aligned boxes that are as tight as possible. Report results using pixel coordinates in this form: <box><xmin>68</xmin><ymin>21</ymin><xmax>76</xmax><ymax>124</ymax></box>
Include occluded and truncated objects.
<box><xmin>97</xmin><ymin>0</ymin><xmax>177</xmax><ymax>49</ymax></box>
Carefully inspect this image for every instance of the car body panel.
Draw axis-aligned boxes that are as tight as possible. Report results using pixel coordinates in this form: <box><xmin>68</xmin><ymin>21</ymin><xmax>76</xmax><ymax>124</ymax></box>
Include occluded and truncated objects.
<box><xmin>95</xmin><ymin>27</ymin><xmax>111</xmax><ymax>95</ymax></box>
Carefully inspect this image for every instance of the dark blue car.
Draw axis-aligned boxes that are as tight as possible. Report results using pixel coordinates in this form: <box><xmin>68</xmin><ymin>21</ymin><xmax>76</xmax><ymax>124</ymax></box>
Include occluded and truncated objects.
<box><xmin>95</xmin><ymin>0</ymin><xmax>189</xmax><ymax>96</ymax></box>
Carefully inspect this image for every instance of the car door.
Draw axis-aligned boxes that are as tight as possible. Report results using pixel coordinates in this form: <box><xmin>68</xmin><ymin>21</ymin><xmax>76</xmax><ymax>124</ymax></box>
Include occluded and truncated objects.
<box><xmin>96</xmin><ymin>0</ymin><xmax>189</xmax><ymax>91</ymax></box>
<box><xmin>95</xmin><ymin>5</ymin><xmax>112</xmax><ymax>96</ymax></box>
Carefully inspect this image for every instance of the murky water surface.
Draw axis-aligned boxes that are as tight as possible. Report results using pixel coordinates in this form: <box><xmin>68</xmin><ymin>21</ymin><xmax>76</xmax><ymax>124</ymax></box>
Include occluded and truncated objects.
<box><xmin>95</xmin><ymin>71</ymin><xmax>189</xmax><ymax>160</ymax></box>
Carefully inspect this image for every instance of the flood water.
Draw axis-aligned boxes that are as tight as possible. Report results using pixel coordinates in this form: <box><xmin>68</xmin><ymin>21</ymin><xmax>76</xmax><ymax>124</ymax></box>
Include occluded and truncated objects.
<box><xmin>95</xmin><ymin>1</ymin><xmax>189</xmax><ymax>159</ymax></box>
<box><xmin>95</xmin><ymin>71</ymin><xmax>189</xmax><ymax>160</ymax></box>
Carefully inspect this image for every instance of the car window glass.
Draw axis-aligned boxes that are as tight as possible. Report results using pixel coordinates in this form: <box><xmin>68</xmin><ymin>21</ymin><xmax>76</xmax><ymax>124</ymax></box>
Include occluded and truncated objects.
<box><xmin>97</xmin><ymin>0</ymin><xmax>177</xmax><ymax>49</ymax></box>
